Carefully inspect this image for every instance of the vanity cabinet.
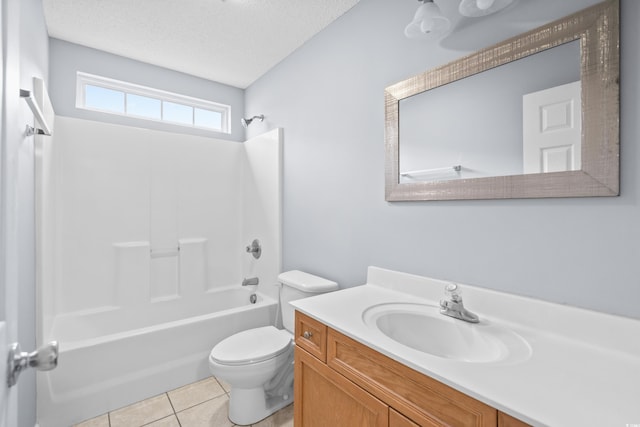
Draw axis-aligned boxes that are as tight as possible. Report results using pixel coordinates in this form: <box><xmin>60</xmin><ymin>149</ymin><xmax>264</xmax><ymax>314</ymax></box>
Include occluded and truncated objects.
<box><xmin>295</xmin><ymin>346</ymin><xmax>389</xmax><ymax>426</ymax></box>
<box><xmin>390</xmin><ymin>409</ymin><xmax>420</xmax><ymax>427</ymax></box>
<box><xmin>294</xmin><ymin>311</ymin><xmax>531</xmax><ymax>427</ymax></box>
<box><xmin>498</xmin><ymin>413</ymin><xmax>531</xmax><ymax>427</ymax></box>
<box><xmin>295</xmin><ymin>311</ymin><xmax>328</xmax><ymax>362</ymax></box>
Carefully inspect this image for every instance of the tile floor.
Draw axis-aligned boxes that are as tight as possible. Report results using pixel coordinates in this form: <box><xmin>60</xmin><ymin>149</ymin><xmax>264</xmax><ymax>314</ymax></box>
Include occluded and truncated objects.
<box><xmin>73</xmin><ymin>376</ymin><xmax>293</xmax><ymax>427</ymax></box>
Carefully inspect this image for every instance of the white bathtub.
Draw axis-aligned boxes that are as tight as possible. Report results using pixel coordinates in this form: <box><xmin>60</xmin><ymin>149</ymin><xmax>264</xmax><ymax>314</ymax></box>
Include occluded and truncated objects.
<box><xmin>37</xmin><ymin>287</ymin><xmax>277</xmax><ymax>427</ymax></box>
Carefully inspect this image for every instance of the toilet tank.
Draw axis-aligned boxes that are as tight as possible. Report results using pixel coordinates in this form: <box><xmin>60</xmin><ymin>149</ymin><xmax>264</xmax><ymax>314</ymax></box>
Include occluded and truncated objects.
<box><xmin>279</xmin><ymin>270</ymin><xmax>338</xmax><ymax>333</ymax></box>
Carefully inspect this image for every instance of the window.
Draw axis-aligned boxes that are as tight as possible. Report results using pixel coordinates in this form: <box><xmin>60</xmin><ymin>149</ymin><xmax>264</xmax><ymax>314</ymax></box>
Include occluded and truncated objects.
<box><xmin>76</xmin><ymin>72</ymin><xmax>230</xmax><ymax>133</ymax></box>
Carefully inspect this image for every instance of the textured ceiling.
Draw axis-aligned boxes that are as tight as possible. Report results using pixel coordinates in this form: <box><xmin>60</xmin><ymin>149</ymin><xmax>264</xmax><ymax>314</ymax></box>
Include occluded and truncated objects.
<box><xmin>43</xmin><ymin>0</ymin><xmax>361</xmax><ymax>89</ymax></box>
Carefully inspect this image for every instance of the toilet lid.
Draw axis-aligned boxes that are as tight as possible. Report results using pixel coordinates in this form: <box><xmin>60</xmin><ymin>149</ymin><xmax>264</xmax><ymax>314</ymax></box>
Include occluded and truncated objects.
<box><xmin>210</xmin><ymin>326</ymin><xmax>292</xmax><ymax>366</ymax></box>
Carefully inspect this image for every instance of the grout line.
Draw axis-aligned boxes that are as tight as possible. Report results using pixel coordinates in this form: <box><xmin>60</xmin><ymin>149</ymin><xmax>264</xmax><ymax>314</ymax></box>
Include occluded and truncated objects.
<box><xmin>166</xmin><ymin>391</ymin><xmax>177</xmax><ymax>414</ymax></box>
<box><xmin>165</xmin><ymin>391</ymin><xmax>182</xmax><ymax>427</ymax></box>
<box><xmin>175</xmin><ymin>396</ymin><xmax>213</xmax><ymax>415</ymax></box>
<box><xmin>139</xmin><ymin>414</ymin><xmax>177</xmax><ymax>427</ymax></box>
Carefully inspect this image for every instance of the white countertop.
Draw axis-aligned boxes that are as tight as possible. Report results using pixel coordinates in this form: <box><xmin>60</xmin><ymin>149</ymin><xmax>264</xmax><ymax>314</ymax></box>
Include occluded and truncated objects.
<box><xmin>291</xmin><ymin>267</ymin><xmax>640</xmax><ymax>427</ymax></box>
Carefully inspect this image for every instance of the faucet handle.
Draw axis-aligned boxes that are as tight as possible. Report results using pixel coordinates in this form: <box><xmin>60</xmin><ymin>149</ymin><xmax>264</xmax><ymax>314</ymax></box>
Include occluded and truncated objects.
<box><xmin>440</xmin><ymin>283</ymin><xmax>479</xmax><ymax>323</ymax></box>
<box><xmin>444</xmin><ymin>283</ymin><xmax>462</xmax><ymax>302</ymax></box>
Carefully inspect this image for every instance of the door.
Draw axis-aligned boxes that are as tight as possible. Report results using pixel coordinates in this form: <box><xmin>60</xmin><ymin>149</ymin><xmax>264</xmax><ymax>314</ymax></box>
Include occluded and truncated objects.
<box><xmin>0</xmin><ymin>0</ymin><xmax>5</xmax><ymax>415</ymax></box>
<box><xmin>2</xmin><ymin>0</ymin><xmax>37</xmax><ymax>424</ymax></box>
<box><xmin>1</xmin><ymin>0</ymin><xmax>19</xmax><ymax>423</ymax></box>
<box><xmin>523</xmin><ymin>81</ymin><xmax>582</xmax><ymax>174</ymax></box>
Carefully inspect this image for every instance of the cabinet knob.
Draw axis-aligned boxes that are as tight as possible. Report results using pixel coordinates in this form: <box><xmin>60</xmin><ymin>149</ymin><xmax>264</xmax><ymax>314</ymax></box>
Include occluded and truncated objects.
<box><xmin>303</xmin><ymin>331</ymin><xmax>313</xmax><ymax>339</ymax></box>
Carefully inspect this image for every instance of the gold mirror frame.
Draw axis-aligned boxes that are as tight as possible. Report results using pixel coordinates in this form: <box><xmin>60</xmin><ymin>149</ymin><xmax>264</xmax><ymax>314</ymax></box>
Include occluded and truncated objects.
<box><xmin>385</xmin><ymin>0</ymin><xmax>619</xmax><ymax>201</ymax></box>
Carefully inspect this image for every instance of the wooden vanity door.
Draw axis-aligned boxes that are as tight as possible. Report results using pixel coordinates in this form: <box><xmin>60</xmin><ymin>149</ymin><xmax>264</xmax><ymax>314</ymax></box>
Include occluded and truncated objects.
<box><xmin>294</xmin><ymin>346</ymin><xmax>388</xmax><ymax>427</ymax></box>
<box><xmin>390</xmin><ymin>409</ymin><xmax>420</xmax><ymax>427</ymax></box>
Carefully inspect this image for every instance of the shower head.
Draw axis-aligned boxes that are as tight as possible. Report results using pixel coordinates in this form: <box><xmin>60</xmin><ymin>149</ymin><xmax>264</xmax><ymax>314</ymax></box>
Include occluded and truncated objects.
<box><xmin>241</xmin><ymin>114</ymin><xmax>264</xmax><ymax>128</ymax></box>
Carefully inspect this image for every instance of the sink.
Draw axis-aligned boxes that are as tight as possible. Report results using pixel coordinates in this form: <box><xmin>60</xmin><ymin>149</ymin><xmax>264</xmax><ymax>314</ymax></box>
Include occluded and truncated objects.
<box><xmin>362</xmin><ymin>303</ymin><xmax>531</xmax><ymax>364</ymax></box>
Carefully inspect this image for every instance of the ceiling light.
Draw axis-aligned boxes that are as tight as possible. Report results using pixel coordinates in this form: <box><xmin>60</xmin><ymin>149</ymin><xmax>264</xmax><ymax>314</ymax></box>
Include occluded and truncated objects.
<box><xmin>458</xmin><ymin>0</ymin><xmax>515</xmax><ymax>18</ymax></box>
<box><xmin>405</xmin><ymin>0</ymin><xmax>451</xmax><ymax>40</ymax></box>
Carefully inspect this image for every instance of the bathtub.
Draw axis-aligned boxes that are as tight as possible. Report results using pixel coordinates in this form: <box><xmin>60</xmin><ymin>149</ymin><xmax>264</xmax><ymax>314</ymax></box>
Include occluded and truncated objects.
<box><xmin>37</xmin><ymin>287</ymin><xmax>277</xmax><ymax>427</ymax></box>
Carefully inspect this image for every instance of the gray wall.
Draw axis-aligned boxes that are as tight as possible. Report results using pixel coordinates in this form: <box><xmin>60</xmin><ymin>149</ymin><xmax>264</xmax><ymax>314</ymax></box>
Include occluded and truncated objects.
<box><xmin>245</xmin><ymin>0</ymin><xmax>640</xmax><ymax>319</ymax></box>
<box><xmin>49</xmin><ymin>39</ymin><xmax>246</xmax><ymax>142</ymax></box>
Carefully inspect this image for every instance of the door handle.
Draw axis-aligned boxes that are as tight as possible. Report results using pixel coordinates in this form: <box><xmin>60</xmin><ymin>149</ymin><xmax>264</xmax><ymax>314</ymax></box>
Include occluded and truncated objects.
<box><xmin>7</xmin><ymin>341</ymin><xmax>58</xmax><ymax>387</ymax></box>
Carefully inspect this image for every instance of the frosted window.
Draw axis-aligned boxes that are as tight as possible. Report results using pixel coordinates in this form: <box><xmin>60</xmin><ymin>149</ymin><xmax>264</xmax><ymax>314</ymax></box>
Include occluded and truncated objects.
<box><xmin>194</xmin><ymin>108</ymin><xmax>223</xmax><ymax>130</ymax></box>
<box><xmin>85</xmin><ymin>85</ymin><xmax>124</xmax><ymax>113</ymax></box>
<box><xmin>76</xmin><ymin>72</ymin><xmax>230</xmax><ymax>133</ymax></box>
<box><xmin>163</xmin><ymin>102</ymin><xmax>193</xmax><ymax>125</ymax></box>
<box><xmin>127</xmin><ymin>94</ymin><xmax>161</xmax><ymax>120</ymax></box>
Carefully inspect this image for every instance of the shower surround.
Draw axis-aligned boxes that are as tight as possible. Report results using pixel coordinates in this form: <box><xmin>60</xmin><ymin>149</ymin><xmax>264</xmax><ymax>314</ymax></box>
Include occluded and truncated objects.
<box><xmin>35</xmin><ymin>117</ymin><xmax>282</xmax><ymax>427</ymax></box>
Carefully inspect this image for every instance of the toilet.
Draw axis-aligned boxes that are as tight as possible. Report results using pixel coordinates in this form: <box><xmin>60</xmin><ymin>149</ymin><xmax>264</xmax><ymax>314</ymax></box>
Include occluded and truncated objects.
<box><xmin>209</xmin><ymin>270</ymin><xmax>338</xmax><ymax>425</ymax></box>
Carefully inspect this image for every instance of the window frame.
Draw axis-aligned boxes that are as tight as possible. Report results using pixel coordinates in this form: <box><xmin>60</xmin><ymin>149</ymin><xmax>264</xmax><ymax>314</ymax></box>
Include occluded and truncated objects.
<box><xmin>75</xmin><ymin>72</ymin><xmax>231</xmax><ymax>134</ymax></box>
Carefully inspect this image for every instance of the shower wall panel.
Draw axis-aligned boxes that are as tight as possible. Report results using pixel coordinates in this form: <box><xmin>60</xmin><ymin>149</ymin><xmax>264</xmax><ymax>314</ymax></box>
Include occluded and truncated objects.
<box><xmin>50</xmin><ymin>117</ymin><xmax>244</xmax><ymax>318</ymax></box>
<box><xmin>242</xmin><ymin>129</ymin><xmax>283</xmax><ymax>301</ymax></box>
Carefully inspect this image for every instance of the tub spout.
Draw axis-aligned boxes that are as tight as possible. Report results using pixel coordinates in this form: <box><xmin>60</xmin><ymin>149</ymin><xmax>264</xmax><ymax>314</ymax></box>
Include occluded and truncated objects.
<box><xmin>242</xmin><ymin>277</ymin><xmax>259</xmax><ymax>286</ymax></box>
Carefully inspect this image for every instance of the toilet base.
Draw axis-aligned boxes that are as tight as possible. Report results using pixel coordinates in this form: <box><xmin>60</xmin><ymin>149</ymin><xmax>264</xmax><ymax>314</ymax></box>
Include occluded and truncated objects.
<box><xmin>228</xmin><ymin>385</ymin><xmax>293</xmax><ymax>426</ymax></box>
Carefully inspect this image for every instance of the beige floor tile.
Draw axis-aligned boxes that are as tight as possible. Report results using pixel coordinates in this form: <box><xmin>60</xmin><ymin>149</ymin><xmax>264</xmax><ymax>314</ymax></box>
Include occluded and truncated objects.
<box><xmin>72</xmin><ymin>413</ymin><xmax>109</xmax><ymax>427</ymax></box>
<box><xmin>110</xmin><ymin>394</ymin><xmax>174</xmax><ymax>427</ymax></box>
<box><xmin>176</xmin><ymin>394</ymin><xmax>234</xmax><ymax>427</ymax></box>
<box><xmin>147</xmin><ymin>414</ymin><xmax>180</xmax><ymax>427</ymax></box>
<box><xmin>216</xmin><ymin>377</ymin><xmax>231</xmax><ymax>393</ymax></box>
<box><xmin>168</xmin><ymin>376</ymin><xmax>226</xmax><ymax>412</ymax></box>
<box><xmin>252</xmin><ymin>404</ymin><xmax>294</xmax><ymax>427</ymax></box>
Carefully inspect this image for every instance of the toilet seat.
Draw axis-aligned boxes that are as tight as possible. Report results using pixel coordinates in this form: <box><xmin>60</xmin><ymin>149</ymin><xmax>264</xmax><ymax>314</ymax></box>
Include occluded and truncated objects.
<box><xmin>210</xmin><ymin>326</ymin><xmax>292</xmax><ymax>366</ymax></box>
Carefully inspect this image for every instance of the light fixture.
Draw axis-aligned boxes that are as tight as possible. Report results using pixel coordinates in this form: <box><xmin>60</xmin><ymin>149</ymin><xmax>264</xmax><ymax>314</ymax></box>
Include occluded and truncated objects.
<box><xmin>458</xmin><ymin>0</ymin><xmax>515</xmax><ymax>18</ymax></box>
<box><xmin>405</xmin><ymin>0</ymin><xmax>451</xmax><ymax>40</ymax></box>
<box><xmin>241</xmin><ymin>114</ymin><xmax>264</xmax><ymax>128</ymax></box>
<box><xmin>405</xmin><ymin>0</ymin><xmax>518</xmax><ymax>40</ymax></box>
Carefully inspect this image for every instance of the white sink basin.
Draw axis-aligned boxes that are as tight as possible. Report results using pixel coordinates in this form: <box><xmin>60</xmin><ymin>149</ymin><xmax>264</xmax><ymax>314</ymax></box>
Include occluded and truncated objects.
<box><xmin>362</xmin><ymin>303</ymin><xmax>531</xmax><ymax>364</ymax></box>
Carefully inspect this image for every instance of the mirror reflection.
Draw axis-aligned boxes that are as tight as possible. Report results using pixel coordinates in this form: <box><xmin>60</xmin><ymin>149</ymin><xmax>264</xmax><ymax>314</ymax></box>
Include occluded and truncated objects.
<box><xmin>399</xmin><ymin>40</ymin><xmax>580</xmax><ymax>183</ymax></box>
<box><xmin>385</xmin><ymin>0</ymin><xmax>619</xmax><ymax>201</ymax></box>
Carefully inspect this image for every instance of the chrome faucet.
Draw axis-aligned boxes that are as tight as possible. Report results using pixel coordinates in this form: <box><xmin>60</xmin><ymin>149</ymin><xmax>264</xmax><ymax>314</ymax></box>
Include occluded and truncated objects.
<box><xmin>242</xmin><ymin>277</ymin><xmax>259</xmax><ymax>286</ymax></box>
<box><xmin>439</xmin><ymin>284</ymin><xmax>479</xmax><ymax>323</ymax></box>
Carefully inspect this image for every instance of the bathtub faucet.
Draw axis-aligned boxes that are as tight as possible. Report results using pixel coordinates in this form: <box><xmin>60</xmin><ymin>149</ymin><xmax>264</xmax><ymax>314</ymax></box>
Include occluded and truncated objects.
<box><xmin>246</xmin><ymin>239</ymin><xmax>262</xmax><ymax>259</ymax></box>
<box><xmin>242</xmin><ymin>277</ymin><xmax>259</xmax><ymax>286</ymax></box>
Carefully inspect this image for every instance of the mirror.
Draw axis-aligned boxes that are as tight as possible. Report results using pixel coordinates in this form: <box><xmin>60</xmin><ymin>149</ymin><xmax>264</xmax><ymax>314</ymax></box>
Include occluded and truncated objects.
<box><xmin>385</xmin><ymin>0</ymin><xmax>619</xmax><ymax>201</ymax></box>
<box><xmin>399</xmin><ymin>41</ymin><xmax>581</xmax><ymax>183</ymax></box>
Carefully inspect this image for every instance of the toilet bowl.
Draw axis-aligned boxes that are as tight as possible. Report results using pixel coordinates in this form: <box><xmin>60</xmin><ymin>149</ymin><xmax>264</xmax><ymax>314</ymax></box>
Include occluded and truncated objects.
<box><xmin>209</xmin><ymin>270</ymin><xmax>338</xmax><ymax>425</ymax></box>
